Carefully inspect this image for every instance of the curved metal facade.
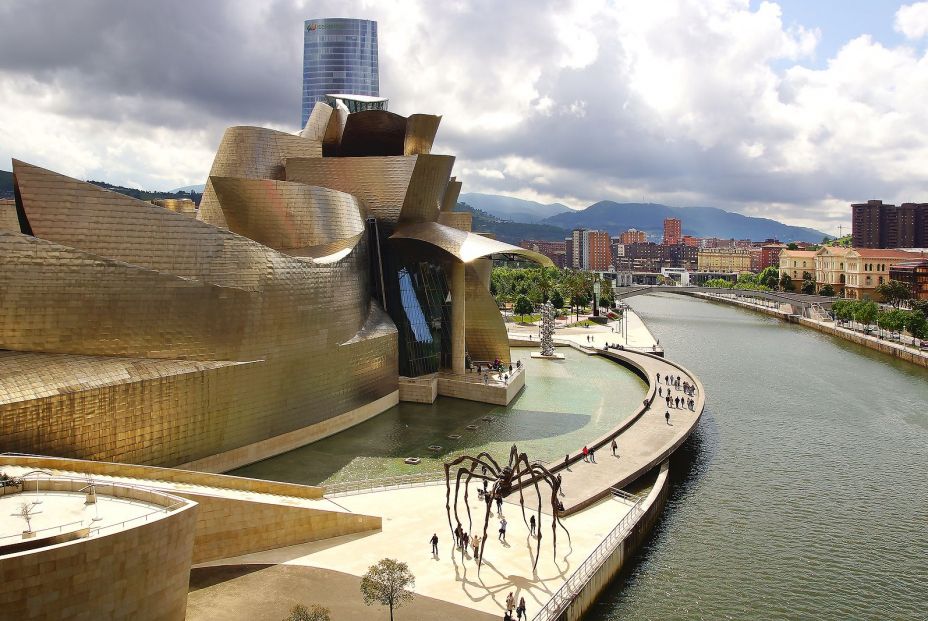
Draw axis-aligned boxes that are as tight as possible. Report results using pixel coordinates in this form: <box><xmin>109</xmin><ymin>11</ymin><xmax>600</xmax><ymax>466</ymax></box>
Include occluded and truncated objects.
<box><xmin>0</xmin><ymin>95</ymin><xmax>548</xmax><ymax>468</ymax></box>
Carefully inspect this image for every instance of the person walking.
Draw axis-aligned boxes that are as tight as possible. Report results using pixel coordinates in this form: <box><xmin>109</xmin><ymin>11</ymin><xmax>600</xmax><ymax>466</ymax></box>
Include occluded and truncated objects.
<box><xmin>665</xmin><ymin>410</ymin><xmax>671</xmax><ymax>425</ymax></box>
<box><xmin>499</xmin><ymin>517</ymin><xmax>508</xmax><ymax>542</ymax></box>
<box><xmin>455</xmin><ymin>523</ymin><xmax>463</xmax><ymax>548</ymax></box>
<box><xmin>675</xmin><ymin>396</ymin><xmax>680</xmax><ymax>408</ymax></box>
<box><xmin>495</xmin><ymin>492</ymin><xmax>504</xmax><ymax>517</ymax></box>
<box><xmin>656</xmin><ymin>372</ymin><xmax>661</xmax><ymax>384</ymax></box>
<box><xmin>611</xmin><ymin>438</ymin><xmax>618</xmax><ymax>456</ymax></box>
<box><xmin>582</xmin><ymin>445</ymin><xmax>589</xmax><ymax>462</ymax></box>
<box><xmin>472</xmin><ymin>534</ymin><xmax>481</xmax><ymax>560</ymax></box>
<box><xmin>506</xmin><ymin>592</ymin><xmax>515</xmax><ymax>615</ymax></box>
<box><xmin>463</xmin><ymin>531</ymin><xmax>470</xmax><ymax>555</ymax></box>
<box><xmin>658</xmin><ymin>386</ymin><xmax>662</xmax><ymax>397</ymax></box>
<box><xmin>529</xmin><ymin>514</ymin><xmax>536</xmax><ymax>536</ymax></box>
<box><xmin>430</xmin><ymin>533</ymin><xmax>439</xmax><ymax>555</ymax></box>
<box><xmin>589</xmin><ymin>447</ymin><xmax>596</xmax><ymax>463</ymax></box>
<box><xmin>517</xmin><ymin>597</ymin><xmax>527</xmax><ymax>620</ymax></box>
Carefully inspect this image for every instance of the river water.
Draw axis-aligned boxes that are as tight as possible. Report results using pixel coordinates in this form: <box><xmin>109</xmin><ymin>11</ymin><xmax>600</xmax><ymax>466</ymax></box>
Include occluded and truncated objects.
<box><xmin>589</xmin><ymin>293</ymin><xmax>928</xmax><ymax>621</ymax></box>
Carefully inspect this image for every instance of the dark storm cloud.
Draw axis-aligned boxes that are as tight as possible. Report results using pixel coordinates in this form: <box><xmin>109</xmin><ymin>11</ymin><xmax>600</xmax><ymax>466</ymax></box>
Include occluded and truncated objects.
<box><xmin>0</xmin><ymin>0</ymin><xmax>306</xmax><ymax>129</ymax></box>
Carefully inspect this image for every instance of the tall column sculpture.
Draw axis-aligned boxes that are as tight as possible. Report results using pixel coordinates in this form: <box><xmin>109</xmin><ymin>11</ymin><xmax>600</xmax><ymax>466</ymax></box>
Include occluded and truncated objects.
<box><xmin>540</xmin><ymin>301</ymin><xmax>555</xmax><ymax>356</ymax></box>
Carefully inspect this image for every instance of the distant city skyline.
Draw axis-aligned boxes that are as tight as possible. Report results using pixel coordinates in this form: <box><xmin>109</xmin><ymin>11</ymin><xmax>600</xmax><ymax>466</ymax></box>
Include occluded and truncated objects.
<box><xmin>2</xmin><ymin>1</ymin><xmax>928</xmax><ymax>234</ymax></box>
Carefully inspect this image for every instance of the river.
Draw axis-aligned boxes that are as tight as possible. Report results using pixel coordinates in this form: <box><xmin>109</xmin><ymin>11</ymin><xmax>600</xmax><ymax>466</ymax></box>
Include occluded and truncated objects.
<box><xmin>588</xmin><ymin>293</ymin><xmax>928</xmax><ymax>620</ymax></box>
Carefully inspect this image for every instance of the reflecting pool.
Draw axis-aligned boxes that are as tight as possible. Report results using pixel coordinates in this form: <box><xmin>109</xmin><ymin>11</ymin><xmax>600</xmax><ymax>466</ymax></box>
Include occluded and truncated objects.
<box><xmin>231</xmin><ymin>349</ymin><xmax>647</xmax><ymax>485</ymax></box>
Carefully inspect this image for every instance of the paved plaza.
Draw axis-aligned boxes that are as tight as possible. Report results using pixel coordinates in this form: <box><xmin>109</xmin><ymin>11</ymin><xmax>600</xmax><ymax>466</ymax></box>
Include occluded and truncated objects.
<box><xmin>193</xmin><ymin>483</ymin><xmax>639</xmax><ymax>618</ymax></box>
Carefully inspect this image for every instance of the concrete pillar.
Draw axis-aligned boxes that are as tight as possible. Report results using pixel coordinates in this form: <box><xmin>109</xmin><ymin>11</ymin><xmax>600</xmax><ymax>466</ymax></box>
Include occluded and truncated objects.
<box><xmin>450</xmin><ymin>261</ymin><xmax>466</xmax><ymax>375</ymax></box>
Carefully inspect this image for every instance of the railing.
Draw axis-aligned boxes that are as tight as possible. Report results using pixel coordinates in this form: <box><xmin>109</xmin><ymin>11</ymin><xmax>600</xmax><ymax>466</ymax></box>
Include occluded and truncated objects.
<box><xmin>0</xmin><ymin>519</ymin><xmax>84</xmax><ymax>543</ymax></box>
<box><xmin>533</xmin><ymin>493</ymin><xmax>645</xmax><ymax>621</ymax></box>
<box><xmin>1</xmin><ymin>473</ymin><xmax>189</xmax><ymax>542</ymax></box>
<box><xmin>325</xmin><ymin>471</ymin><xmax>446</xmax><ymax>497</ymax></box>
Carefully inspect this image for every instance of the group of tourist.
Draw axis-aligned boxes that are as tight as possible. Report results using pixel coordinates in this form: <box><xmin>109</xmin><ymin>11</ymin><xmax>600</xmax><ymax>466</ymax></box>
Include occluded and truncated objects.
<box><xmin>476</xmin><ymin>358</ymin><xmax>521</xmax><ymax>386</ymax></box>
<box><xmin>657</xmin><ymin>372</ymin><xmax>697</xmax><ymax>412</ymax></box>
<box><xmin>503</xmin><ymin>592</ymin><xmax>528</xmax><ymax>620</ymax></box>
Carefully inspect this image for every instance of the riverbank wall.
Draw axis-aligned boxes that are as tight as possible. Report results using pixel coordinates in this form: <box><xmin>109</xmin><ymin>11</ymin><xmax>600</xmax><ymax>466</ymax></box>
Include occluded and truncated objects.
<box><xmin>559</xmin><ymin>461</ymin><xmax>670</xmax><ymax>621</ymax></box>
<box><xmin>685</xmin><ymin>291</ymin><xmax>928</xmax><ymax>369</ymax></box>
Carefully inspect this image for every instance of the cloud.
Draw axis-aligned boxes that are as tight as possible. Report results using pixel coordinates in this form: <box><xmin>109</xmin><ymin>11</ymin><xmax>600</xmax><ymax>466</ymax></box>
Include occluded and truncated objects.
<box><xmin>895</xmin><ymin>2</ymin><xmax>928</xmax><ymax>39</ymax></box>
<box><xmin>0</xmin><ymin>0</ymin><xmax>924</xmax><ymax>234</ymax></box>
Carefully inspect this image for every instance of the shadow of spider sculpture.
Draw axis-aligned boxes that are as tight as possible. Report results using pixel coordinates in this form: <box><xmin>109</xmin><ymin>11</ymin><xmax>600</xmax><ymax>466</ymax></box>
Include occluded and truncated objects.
<box><xmin>444</xmin><ymin>444</ymin><xmax>570</xmax><ymax>571</ymax></box>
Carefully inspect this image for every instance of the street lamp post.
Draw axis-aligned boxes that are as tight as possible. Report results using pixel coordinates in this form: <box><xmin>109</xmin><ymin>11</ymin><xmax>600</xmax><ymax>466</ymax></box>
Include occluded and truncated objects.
<box><xmin>593</xmin><ymin>279</ymin><xmax>601</xmax><ymax>318</ymax></box>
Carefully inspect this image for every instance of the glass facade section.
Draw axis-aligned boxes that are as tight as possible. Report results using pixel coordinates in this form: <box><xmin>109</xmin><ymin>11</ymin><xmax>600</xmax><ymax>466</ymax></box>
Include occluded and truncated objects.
<box><xmin>384</xmin><ymin>258</ymin><xmax>452</xmax><ymax>377</ymax></box>
<box><xmin>302</xmin><ymin>18</ymin><xmax>380</xmax><ymax>128</ymax></box>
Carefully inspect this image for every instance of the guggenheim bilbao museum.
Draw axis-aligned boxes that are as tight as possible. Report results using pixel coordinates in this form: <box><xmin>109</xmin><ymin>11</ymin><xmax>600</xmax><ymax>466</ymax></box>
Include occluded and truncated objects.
<box><xmin>0</xmin><ymin>102</ymin><xmax>550</xmax><ymax>471</ymax></box>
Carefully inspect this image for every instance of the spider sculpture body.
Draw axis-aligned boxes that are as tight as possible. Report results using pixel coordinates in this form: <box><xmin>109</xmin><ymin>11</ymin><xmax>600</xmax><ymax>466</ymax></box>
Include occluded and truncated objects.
<box><xmin>444</xmin><ymin>445</ymin><xmax>570</xmax><ymax>571</ymax></box>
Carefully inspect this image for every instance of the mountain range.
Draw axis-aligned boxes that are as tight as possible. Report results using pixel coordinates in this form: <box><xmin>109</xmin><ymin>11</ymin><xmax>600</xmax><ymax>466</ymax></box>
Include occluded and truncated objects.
<box><xmin>462</xmin><ymin>193</ymin><xmax>828</xmax><ymax>243</ymax></box>
<box><xmin>2</xmin><ymin>170</ymin><xmax>828</xmax><ymax>243</ymax></box>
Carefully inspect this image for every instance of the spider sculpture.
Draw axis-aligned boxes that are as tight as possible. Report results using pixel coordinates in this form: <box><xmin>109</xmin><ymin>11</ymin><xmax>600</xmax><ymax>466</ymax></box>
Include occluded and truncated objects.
<box><xmin>444</xmin><ymin>444</ymin><xmax>570</xmax><ymax>571</ymax></box>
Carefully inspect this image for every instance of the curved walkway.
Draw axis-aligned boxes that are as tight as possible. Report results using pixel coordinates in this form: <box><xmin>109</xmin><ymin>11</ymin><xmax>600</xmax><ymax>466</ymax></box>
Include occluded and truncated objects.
<box><xmin>508</xmin><ymin>343</ymin><xmax>705</xmax><ymax>516</ymax></box>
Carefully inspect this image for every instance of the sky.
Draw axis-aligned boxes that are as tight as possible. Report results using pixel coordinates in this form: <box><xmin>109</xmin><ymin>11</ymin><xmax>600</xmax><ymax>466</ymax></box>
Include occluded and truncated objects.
<box><xmin>2</xmin><ymin>1</ymin><xmax>928</xmax><ymax>235</ymax></box>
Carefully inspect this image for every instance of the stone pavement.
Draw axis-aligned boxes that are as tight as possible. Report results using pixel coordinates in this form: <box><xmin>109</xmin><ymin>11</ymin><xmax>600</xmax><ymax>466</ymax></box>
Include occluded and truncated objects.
<box><xmin>194</xmin><ymin>483</ymin><xmax>639</xmax><ymax>619</ymax></box>
<box><xmin>509</xmin><ymin>307</ymin><xmax>660</xmax><ymax>352</ymax></box>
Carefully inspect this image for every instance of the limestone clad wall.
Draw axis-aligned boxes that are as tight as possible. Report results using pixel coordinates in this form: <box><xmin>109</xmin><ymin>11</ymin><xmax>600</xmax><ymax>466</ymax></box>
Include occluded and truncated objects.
<box><xmin>0</xmin><ymin>500</ymin><xmax>197</xmax><ymax>621</ymax></box>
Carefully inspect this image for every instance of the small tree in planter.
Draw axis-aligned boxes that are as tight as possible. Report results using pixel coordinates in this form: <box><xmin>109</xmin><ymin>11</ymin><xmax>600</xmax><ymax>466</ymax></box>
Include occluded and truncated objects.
<box><xmin>360</xmin><ymin>558</ymin><xmax>415</xmax><ymax>621</ymax></box>
<box><xmin>19</xmin><ymin>502</ymin><xmax>37</xmax><ymax>537</ymax></box>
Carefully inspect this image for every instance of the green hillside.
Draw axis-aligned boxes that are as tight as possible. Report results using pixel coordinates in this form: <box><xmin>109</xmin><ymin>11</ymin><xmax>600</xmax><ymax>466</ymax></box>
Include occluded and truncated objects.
<box><xmin>456</xmin><ymin>202</ymin><xmax>568</xmax><ymax>244</ymax></box>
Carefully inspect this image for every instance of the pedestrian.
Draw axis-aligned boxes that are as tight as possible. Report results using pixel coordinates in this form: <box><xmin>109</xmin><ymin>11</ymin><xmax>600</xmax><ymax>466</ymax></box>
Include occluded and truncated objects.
<box><xmin>504</xmin><ymin>611</ymin><xmax>514</xmax><ymax>621</ymax></box>
<box><xmin>564</xmin><ymin>453</ymin><xmax>570</xmax><ymax>468</ymax></box>
<box><xmin>582</xmin><ymin>445</ymin><xmax>589</xmax><ymax>462</ymax></box>
<box><xmin>517</xmin><ymin>597</ymin><xmax>527</xmax><ymax>620</ymax></box>
<box><xmin>658</xmin><ymin>386</ymin><xmax>662</xmax><ymax>397</ymax></box>
<box><xmin>430</xmin><ymin>532</ymin><xmax>439</xmax><ymax>555</ymax></box>
<box><xmin>506</xmin><ymin>592</ymin><xmax>515</xmax><ymax>615</ymax></box>
<box><xmin>557</xmin><ymin>473</ymin><xmax>564</xmax><ymax>497</ymax></box>
<box><xmin>665</xmin><ymin>395</ymin><xmax>671</xmax><ymax>407</ymax></box>
<box><xmin>529</xmin><ymin>514</ymin><xmax>536</xmax><ymax>536</ymax></box>
<box><xmin>665</xmin><ymin>410</ymin><xmax>670</xmax><ymax>425</ymax></box>
<box><xmin>463</xmin><ymin>531</ymin><xmax>470</xmax><ymax>554</ymax></box>
<box><xmin>611</xmin><ymin>438</ymin><xmax>618</xmax><ymax>456</ymax></box>
<box><xmin>656</xmin><ymin>372</ymin><xmax>661</xmax><ymax>384</ymax></box>
<box><xmin>495</xmin><ymin>492</ymin><xmax>503</xmax><ymax>516</ymax></box>
<box><xmin>499</xmin><ymin>517</ymin><xmax>507</xmax><ymax>542</ymax></box>
<box><xmin>455</xmin><ymin>523</ymin><xmax>463</xmax><ymax>548</ymax></box>
<box><xmin>472</xmin><ymin>534</ymin><xmax>481</xmax><ymax>559</ymax></box>
<box><xmin>589</xmin><ymin>447</ymin><xmax>596</xmax><ymax>463</ymax></box>
<box><xmin>675</xmin><ymin>396</ymin><xmax>680</xmax><ymax>408</ymax></box>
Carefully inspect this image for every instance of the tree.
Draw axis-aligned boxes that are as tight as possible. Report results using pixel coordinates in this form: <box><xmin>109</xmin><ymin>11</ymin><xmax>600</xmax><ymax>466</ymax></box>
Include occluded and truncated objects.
<box><xmin>563</xmin><ymin>271</ymin><xmax>588</xmax><ymax>321</ymax></box>
<box><xmin>854</xmin><ymin>300</ymin><xmax>878</xmax><ymax>327</ymax></box>
<box><xmin>360</xmin><ymin>558</ymin><xmax>415</xmax><ymax>621</ymax></box>
<box><xmin>514</xmin><ymin>295</ymin><xmax>534</xmax><ymax>322</ymax></box>
<box><xmin>819</xmin><ymin>283</ymin><xmax>835</xmax><ymax>297</ymax></box>
<box><xmin>801</xmin><ymin>278</ymin><xmax>816</xmax><ymax>295</ymax></box>
<box><xmin>779</xmin><ymin>272</ymin><xmax>793</xmax><ymax>292</ymax></box>
<box><xmin>758</xmin><ymin>266</ymin><xmax>779</xmax><ymax>289</ymax></box>
<box><xmin>283</xmin><ymin>604</ymin><xmax>331</xmax><ymax>621</ymax></box>
<box><xmin>550</xmin><ymin>289</ymin><xmax>564</xmax><ymax>312</ymax></box>
<box><xmin>905</xmin><ymin>309</ymin><xmax>928</xmax><ymax>340</ymax></box>
<box><xmin>786</xmin><ymin>242</ymin><xmax>799</xmax><ymax>250</ymax></box>
<box><xmin>874</xmin><ymin>280</ymin><xmax>912</xmax><ymax>308</ymax></box>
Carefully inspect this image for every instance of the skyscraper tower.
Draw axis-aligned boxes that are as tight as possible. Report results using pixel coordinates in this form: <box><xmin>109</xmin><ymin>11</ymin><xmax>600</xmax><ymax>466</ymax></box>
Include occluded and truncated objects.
<box><xmin>302</xmin><ymin>18</ymin><xmax>380</xmax><ymax>128</ymax></box>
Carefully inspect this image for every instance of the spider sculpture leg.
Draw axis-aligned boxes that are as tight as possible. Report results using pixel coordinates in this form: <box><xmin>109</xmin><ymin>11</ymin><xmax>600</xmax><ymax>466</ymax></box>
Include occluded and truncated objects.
<box><xmin>477</xmin><ymin>480</ymin><xmax>500</xmax><ymax>571</ymax></box>
<box><xmin>445</xmin><ymin>455</ymin><xmax>498</xmax><ymax>537</ymax></box>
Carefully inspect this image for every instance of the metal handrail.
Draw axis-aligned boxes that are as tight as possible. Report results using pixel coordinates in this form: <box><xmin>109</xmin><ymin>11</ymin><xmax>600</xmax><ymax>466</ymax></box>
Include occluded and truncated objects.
<box><xmin>325</xmin><ymin>471</ymin><xmax>446</xmax><ymax>497</ymax></box>
<box><xmin>0</xmin><ymin>519</ymin><xmax>84</xmax><ymax>543</ymax></box>
<box><xmin>533</xmin><ymin>494</ymin><xmax>645</xmax><ymax>621</ymax></box>
<box><xmin>1</xmin><ymin>473</ymin><xmax>189</xmax><ymax>542</ymax></box>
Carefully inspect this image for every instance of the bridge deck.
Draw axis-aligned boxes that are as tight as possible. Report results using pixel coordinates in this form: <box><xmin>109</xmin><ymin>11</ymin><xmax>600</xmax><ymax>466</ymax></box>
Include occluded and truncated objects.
<box><xmin>613</xmin><ymin>285</ymin><xmax>836</xmax><ymax>309</ymax></box>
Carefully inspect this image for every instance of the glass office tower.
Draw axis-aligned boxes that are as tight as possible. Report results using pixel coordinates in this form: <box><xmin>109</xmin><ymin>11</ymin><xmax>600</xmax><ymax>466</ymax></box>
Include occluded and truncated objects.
<box><xmin>302</xmin><ymin>18</ymin><xmax>380</xmax><ymax>128</ymax></box>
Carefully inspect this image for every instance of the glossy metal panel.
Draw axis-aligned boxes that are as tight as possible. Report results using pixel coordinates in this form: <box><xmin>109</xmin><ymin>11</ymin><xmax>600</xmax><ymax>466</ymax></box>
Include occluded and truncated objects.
<box><xmin>404</xmin><ymin>114</ymin><xmax>441</xmax><ymax>156</ymax></box>
<box><xmin>198</xmin><ymin>126</ymin><xmax>322</xmax><ymax>228</ymax></box>
<box><xmin>390</xmin><ymin>221</ymin><xmax>554</xmax><ymax>265</ymax></box>
<box><xmin>440</xmin><ymin>178</ymin><xmax>463</xmax><ymax>212</ymax></box>
<box><xmin>209</xmin><ymin>177</ymin><xmax>364</xmax><ymax>256</ymax></box>
<box><xmin>464</xmin><ymin>263</ymin><xmax>511</xmax><ymax>363</ymax></box>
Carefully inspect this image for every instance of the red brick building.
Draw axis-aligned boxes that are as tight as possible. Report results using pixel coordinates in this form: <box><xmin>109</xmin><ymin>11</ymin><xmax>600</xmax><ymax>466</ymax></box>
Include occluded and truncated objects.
<box><xmin>519</xmin><ymin>239</ymin><xmax>567</xmax><ymax>268</ymax></box>
<box><xmin>619</xmin><ymin>228</ymin><xmax>648</xmax><ymax>244</ymax></box>
<box><xmin>586</xmin><ymin>230</ymin><xmax>613</xmax><ymax>271</ymax></box>
<box><xmin>760</xmin><ymin>243</ymin><xmax>786</xmax><ymax>271</ymax></box>
<box><xmin>663</xmin><ymin>218</ymin><xmax>682</xmax><ymax>245</ymax></box>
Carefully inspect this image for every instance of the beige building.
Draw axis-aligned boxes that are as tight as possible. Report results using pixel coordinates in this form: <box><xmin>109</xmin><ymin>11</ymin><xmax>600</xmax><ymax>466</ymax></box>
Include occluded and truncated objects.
<box><xmin>844</xmin><ymin>248</ymin><xmax>928</xmax><ymax>300</ymax></box>
<box><xmin>778</xmin><ymin>249</ymin><xmax>817</xmax><ymax>289</ymax></box>
<box><xmin>814</xmin><ymin>246</ymin><xmax>852</xmax><ymax>294</ymax></box>
<box><xmin>697</xmin><ymin>247</ymin><xmax>752</xmax><ymax>273</ymax></box>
